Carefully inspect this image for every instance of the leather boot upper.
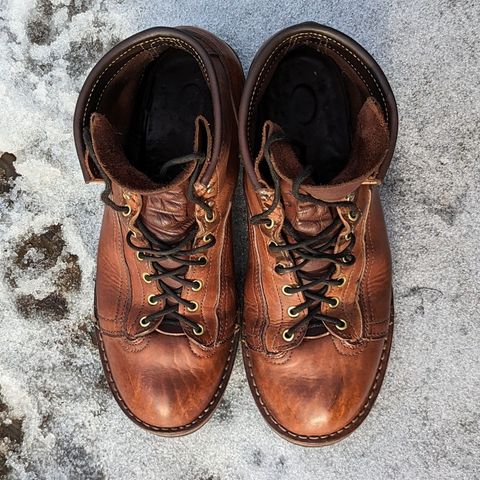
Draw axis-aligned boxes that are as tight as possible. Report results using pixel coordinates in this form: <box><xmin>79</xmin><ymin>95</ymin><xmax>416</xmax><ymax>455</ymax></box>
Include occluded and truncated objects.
<box><xmin>239</xmin><ymin>22</ymin><xmax>398</xmax><ymax>445</ymax></box>
<box><xmin>73</xmin><ymin>27</ymin><xmax>243</xmax><ymax>434</ymax></box>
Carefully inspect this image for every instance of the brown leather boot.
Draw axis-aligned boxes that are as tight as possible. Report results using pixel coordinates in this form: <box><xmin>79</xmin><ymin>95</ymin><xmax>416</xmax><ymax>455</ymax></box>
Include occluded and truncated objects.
<box><xmin>239</xmin><ymin>23</ymin><xmax>398</xmax><ymax>445</ymax></box>
<box><xmin>73</xmin><ymin>27</ymin><xmax>244</xmax><ymax>435</ymax></box>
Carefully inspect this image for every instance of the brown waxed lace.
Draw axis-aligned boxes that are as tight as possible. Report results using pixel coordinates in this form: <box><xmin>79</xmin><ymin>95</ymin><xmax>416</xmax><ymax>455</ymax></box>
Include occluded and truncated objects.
<box><xmin>251</xmin><ymin>133</ymin><xmax>360</xmax><ymax>337</ymax></box>
<box><xmin>83</xmin><ymin>127</ymin><xmax>215</xmax><ymax>337</ymax></box>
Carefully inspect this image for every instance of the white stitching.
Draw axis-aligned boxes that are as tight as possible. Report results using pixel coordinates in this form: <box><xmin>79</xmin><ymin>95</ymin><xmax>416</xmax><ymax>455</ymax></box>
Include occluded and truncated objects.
<box><xmin>82</xmin><ymin>36</ymin><xmax>210</xmax><ymax>125</ymax></box>
<box><xmin>246</xmin><ymin>31</ymin><xmax>389</xmax><ymax>148</ymax></box>
<box><xmin>243</xmin><ymin>324</ymin><xmax>391</xmax><ymax>441</ymax></box>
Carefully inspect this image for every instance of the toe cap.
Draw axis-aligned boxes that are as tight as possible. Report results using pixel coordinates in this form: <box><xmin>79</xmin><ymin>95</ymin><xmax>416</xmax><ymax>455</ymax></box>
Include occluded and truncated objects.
<box><xmin>101</xmin><ymin>332</ymin><xmax>235</xmax><ymax>431</ymax></box>
<box><xmin>246</xmin><ymin>334</ymin><xmax>389</xmax><ymax>440</ymax></box>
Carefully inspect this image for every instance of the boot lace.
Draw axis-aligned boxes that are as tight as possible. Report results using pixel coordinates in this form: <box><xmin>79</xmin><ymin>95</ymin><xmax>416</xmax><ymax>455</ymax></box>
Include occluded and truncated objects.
<box><xmin>251</xmin><ymin>133</ymin><xmax>359</xmax><ymax>339</ymax></box>
<box><xmin>84</xmin><ymin>127</ymin><xmax>214</xmax><ymax>337</ymax></box>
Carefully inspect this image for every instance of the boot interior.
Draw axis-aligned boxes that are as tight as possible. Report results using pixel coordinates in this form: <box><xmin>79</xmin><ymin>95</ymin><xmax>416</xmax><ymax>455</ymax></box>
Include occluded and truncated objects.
<box><xmin>126</xmin><ymin>49</ymin><xmax>213</xmax><ymax>183</ymax></box>
<box><xmin>92</xmin><ymin>46</ymin><xmax>213</xmax><ymax>184</ymax></box>
<box><xmin>255</xmin><ymin>45</ymin><xmax>369</xmax><ymax>184</ymax></box>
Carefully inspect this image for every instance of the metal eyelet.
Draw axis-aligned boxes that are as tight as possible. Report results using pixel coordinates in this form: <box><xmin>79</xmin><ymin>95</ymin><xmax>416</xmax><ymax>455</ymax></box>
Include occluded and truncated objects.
<box><xmin>347</xmin><ymin>210</ymin><xmax>358</xmax><ymax>222</ymax></box>
<box><xmin>187</xmin><ymin>301</ymin><xmax>199</xmax><ymax>312</ymax></box>
<box><xmin>344</xmin><ymin>233</ymin><xmax>352</xmax><ymax>241</ymax></box>
<box><xmin>287</xmin><ymin>306</ymin><xmax>299</xmax><ymax>318</ymax></box>
<box><xmin>329</xmin><ymin>297</ymin><xmax>340</xmax><ymax>308</ymax></box>
<box><xmin>142</xmin><ymin>273</ymin><xmax>152</xmax><ymax>284</ymax></box>
<box><xmin>192</xmin><ymin>280</ymin><xmax>203</xmax><ymax>292</ymax></box>
<box><xmin>275</xmin><ymin>262</ymin><xmax>288</xmax><ymax>274</ymax></box>
<box><xmin>198</xmin><ymin>256</ymin><xmax>208</xmax><ymax>266</ymax></box>
<box><xmin>147</xmin><ymin>294</ymin><xmax>158</xmax><ymax>306</ymax></box>
<box><xmin>265</xmin><ymin>218</ymin><xmax>274</xmax><ymax>229</ymax></box>
<box><xmin>282</xmin><ymin>329</ymin><xmax>295</xmax><ymax>342</ymax></box>
<box><xmin>335</xmin><ymin>319</ymin><xmax>348</xmax><ymax>331</ymax></box>
<box><xmin>205</xmin><ymin>211</ymin><xmax>215</xmax><ymax>223</ymax></box>
<box><xmin>139</xmin><ymin>316</ymin><xmax>151</xmax><ymax>328</ymax></box>
<box><xmin>193</xmin><ymin>324</ymin><xmax>204</xmax><ymax>336</ymax></box>
<box><xmin>282</xmin><ymin>285</ymin><xmax>294</xmax><ymax>296</ymax></box>
<box><xmin>122</xmin><ymin>205</ymin><xmax>131</xmax><ymax>217</ymax></box>
<box><xmin>136</xmin><ymin>252</ymin><xmax>143</xmax><ymax>261</ymax></box>
<box><xmin>203</xmin><ymin>233</ymin><xmax>214</xmax><ymax>243</ymax></box>
<box><xmin>336</xmin><ymin>276</ymin><xmax>346</xmax><ymax>287</ymax></box>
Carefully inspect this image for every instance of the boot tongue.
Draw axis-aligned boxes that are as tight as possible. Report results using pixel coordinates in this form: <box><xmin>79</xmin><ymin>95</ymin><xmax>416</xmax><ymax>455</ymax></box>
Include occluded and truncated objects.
<box><xmin>256</xmin><ymin>98</ymin><xmax>389</xmax><ymax>278</ymax></box>
<box><xmin>257</xmin><ymin>97</ymin><xmax>389</xmax><ymax>236</ymax></box>
<box><xmin>90</xmin><ymin>113</ymin><xmax>212</xmax><ymax>243</ymax></box>
<box><xmin>257</xmin><ymin>121</ymin><xmax>334</xmax><ymax>237</ymax></box>
<box><xmin>140</xmin><ymin>174</ymin><xmax>195</xmax><ymax>243</ymax></box>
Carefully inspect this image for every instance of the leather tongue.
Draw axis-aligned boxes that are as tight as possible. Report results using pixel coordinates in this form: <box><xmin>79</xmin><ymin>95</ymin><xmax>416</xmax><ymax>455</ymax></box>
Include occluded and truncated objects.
<box><xmin>257</xmin><ymin>121</ymin><xmax>334</xmax><ymax>238</ymax></box>
<box><xmin>140</xmin><ymin>116</ymin><xmax>212</xmax><ymax>243</ymax></box>
<box><xmin>257</xmin><ymin>97</ymin><xmax>389</xmax><ymax>231</ymax></box>
<box><xmin>89</xmin><ymin>113</ymin><xmax>212</xmax><ymax>243</ymax></box>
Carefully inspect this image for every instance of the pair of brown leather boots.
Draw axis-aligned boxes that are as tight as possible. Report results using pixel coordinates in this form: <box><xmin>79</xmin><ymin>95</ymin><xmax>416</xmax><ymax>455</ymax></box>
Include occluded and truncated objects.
<box><xmin>73</xmin><ymin>22</ymin><xmax>398</xmax><ymax>446</ymax></box>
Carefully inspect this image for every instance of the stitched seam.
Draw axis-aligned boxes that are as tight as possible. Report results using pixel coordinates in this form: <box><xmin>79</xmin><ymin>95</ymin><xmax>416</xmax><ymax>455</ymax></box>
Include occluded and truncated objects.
<box><xmin>246</xmin><ymin>32</ymin><xmax>388</xmax><ymax>149</ymax></box>
<box><xmin>363</xmin><ymin>189</ymin><xmax>376</xmax><ymax>336</ymax></box>
<box><xmin>98</xmin><ymin>330</ymin><xmax>237</xmax><ymax>432</ymax></box>
<box><xmin>82</xmin><ymin>36</ymin><xmax>209</xmax><ymax>125</ymax></box>
<box><xmin>244</xmin><ymin>331</ymin><xmax>390</xmax><ymax>441</ymax></box>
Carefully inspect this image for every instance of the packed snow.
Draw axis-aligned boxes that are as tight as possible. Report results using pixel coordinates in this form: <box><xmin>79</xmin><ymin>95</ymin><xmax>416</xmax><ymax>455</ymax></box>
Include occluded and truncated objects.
<box><xmin>0</xmin><ymin>0</ymin><xmax>479</xmax><ymax>478</ymax></box>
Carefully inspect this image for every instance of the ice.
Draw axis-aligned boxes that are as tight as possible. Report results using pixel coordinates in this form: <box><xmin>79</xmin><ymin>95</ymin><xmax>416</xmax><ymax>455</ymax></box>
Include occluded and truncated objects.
<box><xmin>0</xmin><ymin>0</ymin><xmax>479</xmax><ymax>478</ymax></box>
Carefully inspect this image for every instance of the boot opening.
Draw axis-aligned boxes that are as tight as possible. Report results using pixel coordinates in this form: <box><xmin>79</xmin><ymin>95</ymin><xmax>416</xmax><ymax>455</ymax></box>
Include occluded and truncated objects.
<box><xmin>254</xmin><ymin>44</ymin><xmax>371</xmax><ymax>185</ymax></box>
<box><xmin>126</xmin><ymin>49</ymin><xmax>213</xmax><ymax>183</ymax></box>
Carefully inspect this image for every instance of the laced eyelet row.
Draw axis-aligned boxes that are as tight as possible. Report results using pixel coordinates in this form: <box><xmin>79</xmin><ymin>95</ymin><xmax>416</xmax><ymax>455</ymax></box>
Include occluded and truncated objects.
<box><xmin>282</xmin><ymin>316</ymin><xmax>348</xmax><ymax>342</ymax></box>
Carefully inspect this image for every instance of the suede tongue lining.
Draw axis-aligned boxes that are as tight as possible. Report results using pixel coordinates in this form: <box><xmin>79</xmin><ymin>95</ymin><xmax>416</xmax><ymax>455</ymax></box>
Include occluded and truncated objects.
<box><xmin>89</xmin><ymin>112</ymin><xmax>212</xmax><ymax>243</ymax></box>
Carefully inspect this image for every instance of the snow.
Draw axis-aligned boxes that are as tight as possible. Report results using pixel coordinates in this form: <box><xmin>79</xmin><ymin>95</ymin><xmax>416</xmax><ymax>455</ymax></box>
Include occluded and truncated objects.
<box><xmin>0</xmin><ymin>0</ymin><xmax>479</xmax><ymax>478</ymax></box>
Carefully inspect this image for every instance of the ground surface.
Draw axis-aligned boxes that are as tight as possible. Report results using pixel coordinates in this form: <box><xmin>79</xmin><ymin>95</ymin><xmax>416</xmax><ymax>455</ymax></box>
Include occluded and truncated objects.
<box><xmin>0</xmin><ymin>0</ymin><xmax>479</xmax><ymax>479</ymax></box>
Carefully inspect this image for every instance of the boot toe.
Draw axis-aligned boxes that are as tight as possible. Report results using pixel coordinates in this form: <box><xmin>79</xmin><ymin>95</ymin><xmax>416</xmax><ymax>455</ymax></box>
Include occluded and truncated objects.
<box><xmin>101</xmin><ymin>332</ymin><xmax>235</xmax><ymax>432</ymax></box>
<box><xmin>246</xmin><ymin>335</ymin><xmax>389</xmax><ymax>443</ymax></box>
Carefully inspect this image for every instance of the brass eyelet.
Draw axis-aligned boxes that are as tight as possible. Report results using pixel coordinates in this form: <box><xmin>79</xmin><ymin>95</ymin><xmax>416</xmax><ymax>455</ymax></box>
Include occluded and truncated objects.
<box><xmin>205</xmin><ymin>211</ymin><xmax>215</xmax><ymax>223</ymax></box>
<box><xmin>275</xmin><ymin>262</ymin><xmax>288</xmax><ymax>274</ymax></box>
<box><xmin>203</xmin><ymin>233</ymin><xmax>214</xmax><ymax>243</ymax></box>
<box><xmin>344</xmin><ymin>233</ymin><xmax>352</xmax><ymax>241</ymax></box>
<box><xmin>142</xmin><ymin>273</ymin><xmax>152</xmax><ymax>284</ymax></box>
<box><xmin>265</xmin><ymin>218</ymin><xmax>274</xmax><ymax>229</ymax></box>
<box><xmin>192</xmin><ymin>280</ymin><xmax>203</xmax><ymax>292</ymax></box>
<box><xmin>287</xmin><ymin>306</ymin><xmax>299</xmax><ymax>318</ymax></box>
<box><xmin>139</xmin><ymin>316</ymin><xmax>151</xmax><ymax>328</ymax></box>
<box><xmin>329</xmin><ymin>297</ymin><xmax>340</xmax><ymax>308</ymax></box>
<box><xmin>282</xmin><ymin>285</ymin><xmax>294</xmax><ymax>296</ymax></box>
<box><xmin>347</xmin><ymin>210</ymin><xmax>358</xmax><ymax>222</ymax></box>
<box><xmin>198</xmin><ymin>256</ymin><xmax>208</xmax><ymax>266</ymax></box>
<box><xmin>335</xmin><ymin>319</ymin><xmax>348</xmax><ymax>331</ymax></box>
<box><xmin>337</xmin><ymin>276</ymin><xmax>346</xmax><ymax>287</ymax></box>
<box><xmin>282</xmin><ymin>329</ymin><xmax>295</xmax><ymax>342</ymax></box>
<box><xmin>122</xmin><ymin>205</ymin><xmax>131</xmax><ymax>217</ymax></box>
<box><xmin>147</xmin><ymin>294</ymin><xmax>158</xmax><ymax>306</ymax></box>
<box><xmin>136</xmin><ymin>252</ymin><xmax>143</xmax><ymax>261</ymax></box>
<box><xmin>187</xmin><ymin>301</ymin><xmax>199</xmax><ymax>312</ymax></box>
<box><xmin>193</xmin><ymin>324</ymin><xmax>204</xmax><ymax>336</ymax></box>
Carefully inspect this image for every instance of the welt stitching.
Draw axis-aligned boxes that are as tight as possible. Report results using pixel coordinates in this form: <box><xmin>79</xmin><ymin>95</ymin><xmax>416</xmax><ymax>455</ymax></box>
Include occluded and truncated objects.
<box><xmin>98</xmin><ymin>330</ymin><xmax>237</xmax><ymax>432</ymax></box>
<box><xmin>244</xmin><ymin>335</ymin><xmax>389</xmax><ymax>440</ymax></box>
